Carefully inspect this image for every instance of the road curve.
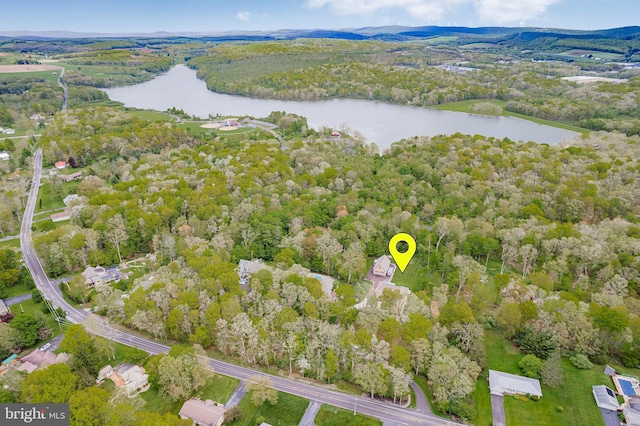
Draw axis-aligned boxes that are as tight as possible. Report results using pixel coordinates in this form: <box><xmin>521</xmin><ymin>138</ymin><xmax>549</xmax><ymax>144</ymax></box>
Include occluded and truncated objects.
<box><xmin>20</xmin><ymin>148</ymin><xmax>455</xmax><ymax>426</ymax></box>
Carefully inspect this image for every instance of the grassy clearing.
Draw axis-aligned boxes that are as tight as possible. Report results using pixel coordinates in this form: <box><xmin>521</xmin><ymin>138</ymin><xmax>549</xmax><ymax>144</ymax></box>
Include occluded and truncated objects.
<box><xmin>34</xmin><ymin>180</ymin><xmax>79</xmax><ymax>214</ymax></box>
<box><xmin>229</xmin><ymin>391</ymin><xmax>309</xmax><ymax>426</ymax></box>
<box><xmin>3</xmin><ymin>280</ymin><xmax>32</xmax><ymax>298</ymax></box>
<box><xmin>483</xmin><ymin>329</ymin><xmax>610</xmax><ymax>426</ymax></box>
<box><xmin>460</xmin><ymin>43</ymin><xmax>497</xmax><ymax>49</ymax></box>
<box><xmin>432</xmin><ymin>99</ymin><xmax>590</xmax><ymax>134</ymax></box>
<box><xmin>391</xmin><ymin>261</ymin><xmax>429</xmax><ymax>292</ymax></box>
<box><xmin>0</xmin><ymin>238</ymin><xmax>21</xmax><ymax>250</ymax></box>
<box><xmin>141</xmin><ymin>385</ymin><xmax>183</xmax><ymax>415</ymax></box>
<box><xmin>0</xmin><ymin>70</ymin><xmax>60</xmax><ymax>83</ymax></box>
<box><xmin>474</xmin><ymin>372</ymin><xmax>493</xmax><ymax>426</ymax></box>
<box><xmin>198</xmin><ymin>375</ymin><xmax>240</xmax><ymax>405</ymax></box>
<box><xmin>127</xmin><ymin>110</ymin><xmax>173</xmax><ymax>122</ymax></box>
<box><xmin>315</xmin><ymin>404</ymin><xmax>382</xmax><ymax>426</ymax></box>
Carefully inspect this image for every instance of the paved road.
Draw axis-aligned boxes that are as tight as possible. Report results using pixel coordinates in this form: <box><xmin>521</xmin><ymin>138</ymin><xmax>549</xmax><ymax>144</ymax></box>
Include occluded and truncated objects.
<box><xmin>224</xmin><ymin>382</ymin><xmax>246</xmax><ymax>409</ymax></box>
<box><xmin>410</xmin><ymin>381</ymin><xmax>432</xmax><ymax>413</ymax></box>
<box><xmin>490</xmin><ymin>395</ymin><xmax>505</xmax><ymax>426</ymax></box>
<box><xmin>299</xmin><ymin>400</ymin><xmax>321</xmax><ymax>426</ymax></box>
<box><xmin>0</xmin><ymin>234</ymin><xmax>19</xmax><ymax>242</ymax></box>
<box><xmin>3</xmin><ymin>293</ymin><xmax>32</xmax><ymax>307</ymax></box>
<box><xmin>20</xmin><ymin>149</ymin><xmax>456</xmax><ymax>426</ymax></box>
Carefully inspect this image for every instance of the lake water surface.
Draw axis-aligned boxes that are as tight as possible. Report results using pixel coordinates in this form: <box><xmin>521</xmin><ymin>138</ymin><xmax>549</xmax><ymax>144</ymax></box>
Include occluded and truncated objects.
<box><xmin>105</xmin><ymin>65</ymin><xmax>578</xmax><ymax>150</ymax></box>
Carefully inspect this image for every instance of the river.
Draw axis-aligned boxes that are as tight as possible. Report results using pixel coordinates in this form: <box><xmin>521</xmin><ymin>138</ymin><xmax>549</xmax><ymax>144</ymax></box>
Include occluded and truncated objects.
<box><xmin>104</xmin><ymin>64</ymin><xmax>578</xmax><ymax>150</ymax></box>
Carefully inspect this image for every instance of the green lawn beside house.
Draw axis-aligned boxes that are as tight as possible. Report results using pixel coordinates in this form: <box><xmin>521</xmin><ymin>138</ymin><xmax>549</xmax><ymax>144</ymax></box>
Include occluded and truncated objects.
<box><xmin>315</xmin><ymin>404</ymin><xmax>382</xmax><ymax>426</ymax></box>
<box><xmin>228</xmin><ymin>391</ymin><xmax>308</xmax><ymax>426</ymax></box>
<box><xmin>481</xmin><ymin>329</ymin><xmax>612</xmax><ymax>426</ymax></box>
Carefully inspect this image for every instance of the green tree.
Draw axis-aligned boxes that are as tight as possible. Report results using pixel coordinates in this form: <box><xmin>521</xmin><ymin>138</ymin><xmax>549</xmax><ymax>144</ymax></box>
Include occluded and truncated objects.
<box><xmin>60</xmin><ymin>324</ymin><xmax>100</xmax><ymax>380</ymax></box>
<box><xmin>247</xmin><ymin>375</ymin><xmax>278</xmax><ymax>407</ymax></box>
<box><xmin>10</xmin><ymin>313</ymin><xmax>46</xmax><ymax>347</ymax></box>
<box><xmin>325</xmin><ymin>350</ymin><xmax>338</xmax><ymax>382</ymax></box>
<box><xmin>518</xmin><ymin>354</ymin><xmax>543</xmax><ymax>379</ymax></box>
<box><xmin>69</xmin><ymin>387</ymin><xmax>110</xmax><ymax>426</ymax></box>
<box><xmin>540</xmin><ymin>352</ymin><xmax>564</xmax><ymax>388</ymax></box>
<box><xmin>21</xmin><ymin>364</ymin><xmax>79</xmax><ymax>403</ymax></box>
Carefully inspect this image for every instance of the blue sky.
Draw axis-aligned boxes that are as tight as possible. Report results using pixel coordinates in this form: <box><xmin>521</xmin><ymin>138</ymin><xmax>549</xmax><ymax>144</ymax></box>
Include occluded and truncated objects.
<box><xmin>4</xmin><ymin>0</ymin><xmax>639</xmax><ymax>33</ymax></box>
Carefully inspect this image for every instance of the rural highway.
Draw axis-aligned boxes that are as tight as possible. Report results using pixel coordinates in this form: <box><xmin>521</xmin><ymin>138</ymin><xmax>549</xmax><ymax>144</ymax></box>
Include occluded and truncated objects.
<box><xmin>20</xmin><ymin>149</ymin><xmax>456</xmax><ymax>426</ymax></box>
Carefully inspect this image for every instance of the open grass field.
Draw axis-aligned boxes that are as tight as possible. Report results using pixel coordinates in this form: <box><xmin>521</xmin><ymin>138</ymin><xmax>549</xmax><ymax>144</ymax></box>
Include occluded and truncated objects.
<box><xmin>0</xmin><ymin>65</ymin><xmax>61</xmax><ymax>75</ymax></box>
<box><xmin>481</xmin><ymin>329</ymin><xmax>615</xmax><ymax>426</ymax></box>
<box><xmin>315</xmin><ymin>404</ymin><xmax>382</xmax><ymax>426</ymax></box>
<box><xmin>560</xmin><ymin>50</ymin><xmax>623</xmax><ymax>60</ymax></box>
<box><xmin>460</xmin><ymin>43</ymin><xmax>497</xmax><ymax>49</ymax></box>
<box><xmin>198</xmin><ymin>375</ymin><xmax>240</xmax><ymax>405</ymax></box>
<box><xmin>228</xmin><ymin>391</ymin><xmax>309</xmax><ymax>426</ymax></box>
<box><xmin>432</xmin><ymin>99</ymin><xmax>590</xmax><ymax>134</ymax></box>
<box><xmin>0</xmin><ymin>70</ymin><xmax>60</xmax><ymax>83</ymax></box>
<box><xmin>127</xmin><ymin>110</ymin><xmax>173</xmax><ymax>122</ymax></box>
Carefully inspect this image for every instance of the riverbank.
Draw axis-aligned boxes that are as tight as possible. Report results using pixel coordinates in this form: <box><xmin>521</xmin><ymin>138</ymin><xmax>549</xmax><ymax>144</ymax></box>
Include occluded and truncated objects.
<box><xmin>431</xmin><ymin>100</ymin><xmax>591</xmax><ymax>135</ymax></box>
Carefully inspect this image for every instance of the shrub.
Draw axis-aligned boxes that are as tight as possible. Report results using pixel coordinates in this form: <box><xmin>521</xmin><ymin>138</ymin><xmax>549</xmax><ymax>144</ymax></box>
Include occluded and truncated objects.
<box><xmin>530</xmin><ymin>395</ymin><xmax>540</xmax><ymax>401</ymax></box>
<box><xmin>223</xmin><ymin>406</ymin><xmax>241</xmax><ymax>425</ymax></box>
<box><xmin>448</xmin><ymin>399</ymin><xmax>476</xmax><ymax>421</ymax></box>
<box><xmin>569</xmin><ymin>353</ymin><xmax>593</xmax><ymax>369</ymax></box>
<box><xmin>556</xmin><ymin>405</ymin><xmax>564</xmax><ymax>412</ymax></box>
<box><xmin>31</xmin><ymin>289</ymin><xmax>43</xmax><ymax>303</ymax></box>
<box><xmin>518</xmin><ymin>354</ymin><xmax>543</xmax><ymax>379</ymax></box>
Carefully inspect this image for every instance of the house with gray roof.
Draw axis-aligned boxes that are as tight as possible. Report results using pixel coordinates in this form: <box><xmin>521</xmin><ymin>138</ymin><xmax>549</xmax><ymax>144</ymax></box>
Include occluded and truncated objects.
<box><xmin>489</xmin><ymin>370</ymin><xmax>542</xmax><ymax>398</ymax></box>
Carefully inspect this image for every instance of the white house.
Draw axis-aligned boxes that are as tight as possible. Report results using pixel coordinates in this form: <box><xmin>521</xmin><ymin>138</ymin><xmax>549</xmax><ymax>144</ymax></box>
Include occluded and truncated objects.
<box><xmin>0</xmin><ymin>152</ymin><xmax>10</xmax><ymax>161</ymax></box>
<box><xmin>489</xmin><ymin>370</ymin><xmax>542</xmax><ymax>398</ymax></box>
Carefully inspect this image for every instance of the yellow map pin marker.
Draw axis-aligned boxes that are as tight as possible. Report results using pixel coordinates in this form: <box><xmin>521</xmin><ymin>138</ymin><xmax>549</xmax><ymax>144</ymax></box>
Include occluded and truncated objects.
<box><xmin>389</xmin><ymin>233</ymin><xmax>416</xmax><ymax>273</ymax></box>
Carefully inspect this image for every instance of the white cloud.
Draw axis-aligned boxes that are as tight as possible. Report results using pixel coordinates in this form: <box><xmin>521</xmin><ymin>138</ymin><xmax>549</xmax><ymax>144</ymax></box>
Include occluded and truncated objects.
<box><xmin>236</xmin><ymin>11</ymin><xmax>251</xmax><ymax>22</ymax></box>
<box><xmin>474</xmin><ymin>0</ymin><xmax>562</xmax><ymax>24</ymax></box>
<box><xmin>307</xmin><ymin>0</ymin><xmax>562</xmax><ymax>24</ymax></box>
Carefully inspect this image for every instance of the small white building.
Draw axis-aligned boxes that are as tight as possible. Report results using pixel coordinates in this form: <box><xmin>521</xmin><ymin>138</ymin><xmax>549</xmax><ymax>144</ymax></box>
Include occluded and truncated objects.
<box><xmin>489</xmin><ymin>370</ymin><xmax>542</xmax><ymax>398</ymax></box>
<box><xmin>2</xmin><ymin>129</ymin><xmax>15</xmax><ymax>135</ymax></box>
<box><xmin>0</xmin><ymin>152</ymin><xmax>10</xmax><ymax>161</ymax></box>
<box><xmin>63</xmin><ymin>194</ymin><xmax>81</xmax><ymax>206</ymax></box>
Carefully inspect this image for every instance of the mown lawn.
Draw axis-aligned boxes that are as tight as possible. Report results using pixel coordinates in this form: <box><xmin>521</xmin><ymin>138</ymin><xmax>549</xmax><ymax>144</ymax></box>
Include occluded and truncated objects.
<box><xmin>315</xmin><ymin>404</ymin><xmax>382</xmax><ymax>426</ymax></box>
<box><xmin>390</xmin><ymin>261</ymin><xmax>430</xmax><ymax>292</ymax></box>
<box><xmin>482</xmin><ymin>329</ymin><xmax>609</xmax><ymax>426</ymax></box>
<box><xmin>35</xmin><ymin>180</ymin><xmax>79</xmax><ymax>214</ymax></box>
<box><xmin>0</xmin><ymin>238</ymin><xmax>20</xmax><ymax>250</ymax></box>
<box><xmin>140</xmin><ymin>385</ymin><xmax>183</xmax><ymax>415</ymax></box>
<box><xmin>228</xmin><ymin>391</ymin><xmax>308</xmax><ymax>426</ymax></box>
<box><xmin>198</xmin><ymin>375</ymin><xmax>240</xmax><ymax>405</ymax></box>
<box><xmin>127</xmin><ymin>110</ymin><xmax>173</xmax><ymax>122</ymax></box>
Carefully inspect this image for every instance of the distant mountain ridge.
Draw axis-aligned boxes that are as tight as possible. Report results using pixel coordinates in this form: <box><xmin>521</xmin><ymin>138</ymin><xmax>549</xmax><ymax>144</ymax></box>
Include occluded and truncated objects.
<box><xmin>1</xmin><ymin>25</ymin><xmax>639</xmax><ymax>41</ymax></box>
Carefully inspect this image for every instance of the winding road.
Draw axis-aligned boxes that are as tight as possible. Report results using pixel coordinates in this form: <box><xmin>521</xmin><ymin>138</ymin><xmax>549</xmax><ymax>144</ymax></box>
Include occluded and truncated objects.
<box><xmin>20</xmin><ymin>148</ymin><xmax>456</xmax><ymax>425</ymax></box>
